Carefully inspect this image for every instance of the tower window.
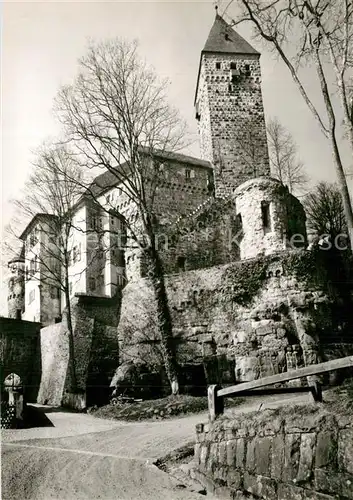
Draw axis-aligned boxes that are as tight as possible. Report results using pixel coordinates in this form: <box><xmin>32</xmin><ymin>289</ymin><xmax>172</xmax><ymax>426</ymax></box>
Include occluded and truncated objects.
<box><xmin>261</xmin><ymin>202</ymin><xmax>271</xmax><ymax>233</ymax></box>
<box><xmin>29</xmin><ymin>289</ymin><xmax>35</xmax><ymax>304</ymax></box>
<box><xmin>216</xmin><ymin>62</ymin><xmax>221</xmax><ymax>69</ymax></box>
<box><xmin>88</xmin><ymin>277</ymin><xmax>96</xmax><ymax>291</ymax></box>
<box><xmin>176</xmin><ymin>256</ymin><xmax>186</xmax><ymax>272</ymax></box>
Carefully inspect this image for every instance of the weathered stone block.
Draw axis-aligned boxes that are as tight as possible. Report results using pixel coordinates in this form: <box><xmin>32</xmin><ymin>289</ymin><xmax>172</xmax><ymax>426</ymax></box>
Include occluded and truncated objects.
<box><xmin>243</xmin><ymin>472</ymin><xmax>277</xmax><ymax>499</ymax></box>
<box><xmin>218</xmin><ymin>441</ymin><xmax>227</xmax><ymax>465</ymax></box>
<box><xmin>256</xmin><ymin>325</ymin><xmax>274</xmax><ymax>336</ymax></box>
<box><xmin>297</xmin><ymin>433</ymin><xmax>316</xmax><ymax>483</ymax></box>
<box><xmin>235</xmin><ymin>356</ymin><xmax>260</xmax><ymax>382</ymax></box>
<box><xmin>255</xmin><ymin>437</ymin><xmax>272</xmax><ymax>476</ymax></box>
<box><xmin>234</xmin><ymin>331</ymin><xmax>248</xmax><ymax>344</ymax></box>
<box><xmin>199</xmin><ymin>444</ymin><xmax>209</xmax><ymax>469</ymax></box>
<box><xmin>315</xmin><ymin>431</ymin><xmax>336</xmax><ymax>469</ymax></box>
<box><xmin>236</xmin><ymin>438</ymin><xmax>246</xmax><ymax>469</ymax></box>
<box><xmin>283</xmin><ymin>433</ymin><xmax>301</xmax><ymax>482</ymax></box>
<box><xmin>277</xmin><ymin>483</ymin><xmax>304</xmax><ymax>500</ymax></box>
<box><xmin>338</xmin><ymin>429</ymin><xmax>353</xmax><ymax>474</ymax></box>
<box><xmin>226</xmin><ymin>440</ymin><xmax>237</xmax><ymax>467</ymax></box>
<box><xmin>271</xmin><ymin>434</ymin><xmax>285</xmax><ymax>480</ymax></box>
<box><xmin>227</xmin><ymin>470</ymin><xmax>242</xmax><ymax>489</ymax></box>
<box><xmin>207</xmin><ymin>442</ymin><xmax>218</xmax><ymax>472</ymax></box>
<box><xmin>314</xmin><ymin>468</ymin><xmax>353</xmax><ymax>498</ymax></box>
<box><xmin>245</xmin><ymin>439</ymin><xmax>256</xmax><ymax>473</ymax></box>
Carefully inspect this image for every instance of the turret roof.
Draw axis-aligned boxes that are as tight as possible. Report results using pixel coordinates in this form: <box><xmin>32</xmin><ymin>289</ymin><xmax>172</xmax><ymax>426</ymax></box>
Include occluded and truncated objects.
<box><xmin>8</xmin><ymin>245</ymin><xmax>25</xmax><ymax>264</ymax></box>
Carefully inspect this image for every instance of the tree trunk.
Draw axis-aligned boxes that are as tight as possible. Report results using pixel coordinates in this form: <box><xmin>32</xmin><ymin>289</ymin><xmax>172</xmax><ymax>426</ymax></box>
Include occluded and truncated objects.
<box><xmin>144</xmin><ymin>244</ymin><xmax>179</xmax><ymax>395</ymax></box>
<box><xmin>314</xmin><ymin>48</ymin><xmax>353</xmax><ymax>251</ymax></box>
<box><xmin>64</xmin><ymin>270</ymin><xmax>78</xmax><ymax>392</ymax></box>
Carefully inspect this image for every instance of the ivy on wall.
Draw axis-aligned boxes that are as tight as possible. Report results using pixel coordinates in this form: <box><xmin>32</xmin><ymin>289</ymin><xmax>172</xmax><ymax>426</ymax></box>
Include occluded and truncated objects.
<box><xmin>219</xmin><ymin>249</ymin><xmax>329</xmax><ymax>307</ymax></box>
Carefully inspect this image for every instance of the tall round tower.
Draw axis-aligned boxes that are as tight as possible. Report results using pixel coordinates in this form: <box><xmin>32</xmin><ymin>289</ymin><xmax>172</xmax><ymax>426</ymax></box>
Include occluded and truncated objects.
<box><xmin>7</xmin><ymin>246</ymin><xmax>25</xmax><ymax>320</ymax></box>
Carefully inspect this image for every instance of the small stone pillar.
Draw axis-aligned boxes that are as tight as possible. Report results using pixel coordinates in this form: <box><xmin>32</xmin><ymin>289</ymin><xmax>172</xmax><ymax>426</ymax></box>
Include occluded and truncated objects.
<box><xmin>4</xmin><ymin>373</ymin><xmax>24</xmax><ymax>424</ymax></box>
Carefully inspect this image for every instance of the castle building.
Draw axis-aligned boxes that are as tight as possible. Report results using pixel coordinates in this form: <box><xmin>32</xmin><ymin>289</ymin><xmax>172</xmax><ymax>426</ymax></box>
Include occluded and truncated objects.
<box><xmin>7</xmin><ymin>13</ymin><xmax>306</xmax><ymax>325</ymax></box>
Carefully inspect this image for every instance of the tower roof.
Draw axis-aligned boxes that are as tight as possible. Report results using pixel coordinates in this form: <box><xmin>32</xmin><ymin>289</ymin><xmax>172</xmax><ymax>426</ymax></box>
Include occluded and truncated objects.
<box><xmin>203</xmin><ymin>14</ymin><xmax>259</xmax><ymax>56</ymax></box>
<box><xmin>194</xmin><ymin>14</ymin><xmax>260</xmax><ymax>104</ymax></box>
<box><xmin>8</xmin><ymin>245</ymin><xmax>25</xmax><ymax>264</ymax></box>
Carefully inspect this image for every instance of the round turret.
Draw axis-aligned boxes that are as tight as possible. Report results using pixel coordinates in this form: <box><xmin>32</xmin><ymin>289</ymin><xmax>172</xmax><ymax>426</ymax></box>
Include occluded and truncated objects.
<box><xmin>7</xmin><ymin>247</ymin><xmax>25</xmax><ymax>320</ymax></box>
<box><xmin>234</xmin><ymin>177</ymin><xmax>307</xmax><ymax>260</ymax></box>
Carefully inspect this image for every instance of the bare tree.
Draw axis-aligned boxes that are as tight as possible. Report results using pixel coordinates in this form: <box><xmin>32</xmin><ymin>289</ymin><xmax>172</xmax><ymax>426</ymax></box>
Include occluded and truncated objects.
<box><xmin>267</xmin><ymin>117</ymin><xmax>308</xmax><ymax>193</ymax></box>
<box><xmin>226</xmin><ymin>0</ymin><xmax>353</xmax><ymax>250</ymax></box>
<box><xmin>54</xmin><ymin>39</ymin><xmax>188</xmax><ymax>395</ymax></box>
<box><xmin>304</xmin><ymin>181</ymin><xmax>347</xmax><ymax>240</ymax></box>
<box><xmin>7</xmin><ymin>144</ymin><xmax>87</xmax><ymax>392</ymax></box>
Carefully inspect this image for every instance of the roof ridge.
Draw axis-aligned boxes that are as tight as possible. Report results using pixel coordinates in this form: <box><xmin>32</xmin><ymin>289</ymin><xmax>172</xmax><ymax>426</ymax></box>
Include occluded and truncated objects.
<box><xmin>203</xmin><ymin>13</ymin><xmax>259</xmax><ymax>56</ymax></box>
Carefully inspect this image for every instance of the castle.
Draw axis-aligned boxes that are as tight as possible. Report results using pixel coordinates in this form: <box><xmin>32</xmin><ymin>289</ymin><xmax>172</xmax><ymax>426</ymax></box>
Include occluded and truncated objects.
<box><xmin>8</xmin><ymin>14</ymin><xmax>306</xmax><ymax>323</ymax></box>
<box><xmin>5</xmin><ymin>14</ymin><xmax>352</xmax><ymax>406</ymax></box>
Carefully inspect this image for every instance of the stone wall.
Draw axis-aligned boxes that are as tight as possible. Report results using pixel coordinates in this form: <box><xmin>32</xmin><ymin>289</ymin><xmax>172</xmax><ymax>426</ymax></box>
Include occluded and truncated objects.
<box><xmin>0</xmin><ymin>317</ymin><xmax>41</xmax><ymax>401</ymax></box>
<box><xmin>192</xmin><ymin>404</ymin><xmax>353</xmax><ymax>499</ymax></box>
<box><xmin>38</xmin><ymin>293</ymin><xmax>121</xmax><ymax>408</ymax></box>
<box><xmin>118</xmin><ymin>249</ymin><xmax>353</xmax><ymax>387</ymax></box>
<box><xmin>160</xmin><ymin>197</ymin><xmax>241</xmax><ymax>275</ymax></box>
<box><xmin>37</xmin><ymin>322</ymin><xmax>69</xmax><ymax>406</ymax></box>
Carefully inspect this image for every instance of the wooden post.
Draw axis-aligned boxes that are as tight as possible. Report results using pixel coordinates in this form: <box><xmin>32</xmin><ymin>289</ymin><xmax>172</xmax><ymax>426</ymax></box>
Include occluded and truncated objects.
<box><xmin>311</xmin><ymin>381</ymin><xmax>323</xmax><ymax>402</ymax></box>
<box><xmin>208</xmin><ymin>384</ymin><xmax>224</xmax><ymax>422</ymax></box>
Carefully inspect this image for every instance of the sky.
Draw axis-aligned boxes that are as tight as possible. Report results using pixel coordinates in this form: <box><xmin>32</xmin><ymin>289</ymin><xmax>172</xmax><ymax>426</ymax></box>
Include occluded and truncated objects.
<box><xmin>1</xmin><ymin>0</ymin><xmax>353</xmax><ymax>313</ymax></box>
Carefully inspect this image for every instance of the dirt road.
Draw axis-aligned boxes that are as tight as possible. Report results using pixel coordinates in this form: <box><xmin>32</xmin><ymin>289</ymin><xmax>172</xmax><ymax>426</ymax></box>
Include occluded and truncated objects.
<box><xmin>1</xmin><ymin>393</ymin><xmax>310</xmax><ymax>500</ymax></box>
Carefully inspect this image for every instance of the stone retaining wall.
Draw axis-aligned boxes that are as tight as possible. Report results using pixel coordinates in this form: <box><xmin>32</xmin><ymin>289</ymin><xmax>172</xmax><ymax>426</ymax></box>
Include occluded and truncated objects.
<box><xmin>118</xmin><ymin>250</ymin><xmax>353</xmax><ymax>387</ymax></box>
<box><xmin>192</xmin><ymin>404</ymin><xmax>353</xmax><ymax>499</ymax></box>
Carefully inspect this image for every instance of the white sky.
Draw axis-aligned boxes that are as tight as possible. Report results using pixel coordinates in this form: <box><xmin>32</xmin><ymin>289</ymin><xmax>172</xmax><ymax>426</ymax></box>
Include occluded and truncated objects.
<box><xmin>1</xmin><ymin>0</ymin><xmax>353</xmax><ymax>313</ymax></box>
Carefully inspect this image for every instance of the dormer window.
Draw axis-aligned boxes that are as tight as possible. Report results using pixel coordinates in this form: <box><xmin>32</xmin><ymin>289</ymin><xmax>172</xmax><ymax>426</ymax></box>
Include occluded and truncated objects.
<box><xmin>230</xmin><ymin>62</ymin><xmax>237</xmax><ymax>69</ymax></box>
<box><xmin>216</xmin><ymin>62</ymin><xmax>221</xmax><ymax>69</ymax></box>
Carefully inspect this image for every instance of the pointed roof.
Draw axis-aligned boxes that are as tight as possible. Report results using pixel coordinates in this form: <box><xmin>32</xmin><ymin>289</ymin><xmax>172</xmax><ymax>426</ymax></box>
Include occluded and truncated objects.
<box><xmin>203</xmin><ymin>14</ymin><xmax>259</xmax><ymax>56</ymax></box>
<box><xmin>194</xmin><ymin>14</ymin><xmax>260</xmax><ymax>104</ymax></box>
<box><xmin>8</xmin><ymin>245</ymin><xmax>25</xmax><ymax>264</ymax></box>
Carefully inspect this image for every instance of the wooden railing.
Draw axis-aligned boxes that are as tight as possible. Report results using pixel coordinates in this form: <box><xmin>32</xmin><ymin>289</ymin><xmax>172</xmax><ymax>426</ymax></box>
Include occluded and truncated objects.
<box><xmin>208</xmin><ymin>355</ymin><xmax>353</xmax><ymax>421</ymax></box>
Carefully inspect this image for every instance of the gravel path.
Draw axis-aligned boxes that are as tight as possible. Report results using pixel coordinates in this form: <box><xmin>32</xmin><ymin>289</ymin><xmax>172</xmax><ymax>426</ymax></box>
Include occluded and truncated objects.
<box><xmin>1</xmin><ymin>393</ymin><xmax>311</xmax><ymax>499</ymax></box>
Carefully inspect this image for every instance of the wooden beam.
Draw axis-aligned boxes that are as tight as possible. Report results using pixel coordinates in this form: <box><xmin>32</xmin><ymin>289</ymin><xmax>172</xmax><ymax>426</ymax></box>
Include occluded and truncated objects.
<box><xmin>228</xmin><ymin>386</ymin><xmax>313</xmax><ymax>398</ymax></box>
<box><xmin>218</xmin><ymin>356</ymin><xmax>353</xmax><ymax>398</ymax></box>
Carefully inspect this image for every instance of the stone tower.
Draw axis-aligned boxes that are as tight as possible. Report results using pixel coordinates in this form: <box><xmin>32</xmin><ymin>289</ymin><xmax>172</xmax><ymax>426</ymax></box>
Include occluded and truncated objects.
<box><xmin>7</xmin><ymin>246</ymin><xmax>25</xmax><ymax>320</ymax></box>
<box><xmin>195</xmin><ymin>14</ymin><xmax>270</xmax><ymax>197</ymax></box>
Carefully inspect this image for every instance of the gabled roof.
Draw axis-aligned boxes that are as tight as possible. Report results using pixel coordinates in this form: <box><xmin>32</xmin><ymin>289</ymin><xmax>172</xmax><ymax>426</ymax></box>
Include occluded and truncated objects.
<box><xmin>203</xmin><ymin>14</ymin><xmax>259</xmax><ymax>56</ymax></box>
<box><xmin>19</xmin><ymin>213</ymin><xmax>58</xmax><ymax>241</ymax></box>
<box><xmin>86</xmin><ymin>149</ymin><xmax>212</xmax><ymax>199</ymax></box>
<box><xmin>194</xmin><ymin>14</ymin><xmax>260</xmax><ymax>104</ymax></box>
